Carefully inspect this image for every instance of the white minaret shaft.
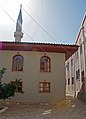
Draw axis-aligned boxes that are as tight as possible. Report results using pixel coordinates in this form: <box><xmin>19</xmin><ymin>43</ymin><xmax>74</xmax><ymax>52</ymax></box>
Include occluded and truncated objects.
<box><xmin>14</xmin><ymin>5</ymin><xmax>23</xmax><ymax>42</ymax></box>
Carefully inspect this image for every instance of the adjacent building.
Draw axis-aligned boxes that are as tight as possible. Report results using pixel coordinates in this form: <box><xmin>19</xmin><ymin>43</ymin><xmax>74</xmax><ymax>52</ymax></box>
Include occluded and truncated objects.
<box><xmin>66</xmin><ymin>14</ymin><xmax>86</xmax><ymax>101</ymax></box>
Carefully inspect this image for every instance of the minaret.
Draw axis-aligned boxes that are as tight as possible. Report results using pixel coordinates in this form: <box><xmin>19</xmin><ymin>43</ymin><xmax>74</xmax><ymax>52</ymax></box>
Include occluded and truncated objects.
<box><xmin>14</xmin><ymin>5</ymin><xmax>23</xmax><ymax>42</ymax></box>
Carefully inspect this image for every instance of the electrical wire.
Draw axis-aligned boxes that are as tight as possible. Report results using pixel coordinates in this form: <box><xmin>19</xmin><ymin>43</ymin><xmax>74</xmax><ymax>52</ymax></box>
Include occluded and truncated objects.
<box><xmin>16</xmin><ymin>0</ymin><xmax>72</xmax><ymax>55</ymax></box>
<box><xmin>22</xmin><ymin>30</ymin><xmax>46</xmax><ymax>53</ymax></box>
<box><xmin>23</xmin><ymin>6</ymin><xmax>72</xmax><ymax>55</ymax></box>
<box><xmin>21</xmin><ymin>0</ymin><xmax>63</xmax><ymax>43</ymax></box>
<box><xmin>0</xmin><ymin>4</ymin><xmax>73</xmax><ymax>56</ymax></box>
<box><xmin>0</xmin><ymin>6</ymin><xmax>47</xmax><ymax>54</ymax></box>
<box><xmin>0</xmin><ymin>6</ymin><xmax>15</xmax><ymax>23</ymax></box>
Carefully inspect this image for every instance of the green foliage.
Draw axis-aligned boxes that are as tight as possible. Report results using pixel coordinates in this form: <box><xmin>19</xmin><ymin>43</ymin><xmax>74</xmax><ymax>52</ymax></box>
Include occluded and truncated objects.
<box><xmin>0</xmin><ymin>67</ymin><xmax>7</xmax><ymax>80</ymax></box>
<box><xmin>0</xmin><ymin>67</ymin><xmax>24</xmax><ymax>100</ymax></box>
<box><xmin>0</xmin><ymin>82</ymin><xmax>16</xmax><ymax>100</ymax></box>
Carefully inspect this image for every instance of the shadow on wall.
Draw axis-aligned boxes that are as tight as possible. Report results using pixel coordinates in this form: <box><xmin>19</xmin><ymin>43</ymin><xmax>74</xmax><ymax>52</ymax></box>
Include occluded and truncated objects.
<box><xmin>77</xmin><ymin>82</ymin><xmax>86</xmax><ymax>103</ymax></box>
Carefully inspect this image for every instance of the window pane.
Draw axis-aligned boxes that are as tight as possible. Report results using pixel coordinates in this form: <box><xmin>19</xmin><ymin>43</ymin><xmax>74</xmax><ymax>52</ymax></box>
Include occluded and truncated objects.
<box><xmin>40</xmin><ymin>88</ymin><xmax>43</xmax><ymax>92</ymax></box>
<box><xmin>45</xmin><ymin>88</ymin><xmax>50</xmax><ymax>92</ymax></box>
<box><xmin>40</xmin><ymin>82</ymin><xmax>43</xmax><ymax>87</ymax></box>
<box><xmin>45</xmin><ymin>58</ymin><xmax>49</xmax><ymax>72</ymax></box>
<box><xmin>39</xmin><ymin>82</ymin><xmax>50</xmax><ymax>93</ymax></box>
<box><xmin>13</xmin><ymin>57</ymin><xmax>17</xmax><ymax>71</ymax></box>
<box><xmin>80</xmin><ymin>44</ymin><xmax>82</xmax><ymax>54</ymax></box>
<box><xmin>13</xmin><ymin>55</ymin><xmax>23</xmax><ymax>71</ymax></box>
<box><xmin>72</xmin><ymin>77</ymin><xmax>74</xmax><ymax>84</ymax></box>
<box><xmin>71</xmin><ymin>59</ymin><xmax>73</xmax><ymax>67</ymax></box>
<box><xmin>78</xmin><ymin>69</ymin><xmax>80</xmax><ymax>79</ymax></box>
<box><xmin>40</xmin><ymin>56</ymin><xmax>50</xmax><ymax>72</ymax></box>
<box><xmin>45</xmin><ymin>83</ymin><xmax>49</xmax><ymax>88</ymax></box>
<box><xmin>68</xmin><ymin>78</ymin><xmax>70</xmax><ymax>85</ymax></box>
<box><xmin>40</xmin><ymin>57</ymin><xmax>45</xmax><ymax>71</ymax></box>
<box><xmin>76</xmin><ymin>69</ymin><xmax>80</xmax><ymax>80</ymax></box>
<box><xmin>82</xmin><ymin>71</ymin><xmax>84</xmax><ymax>82</ymax></box>
<box><xmin>67</xmin><ymin>62</ymin><xmax>69</xmax><ymax>71</ymax></box>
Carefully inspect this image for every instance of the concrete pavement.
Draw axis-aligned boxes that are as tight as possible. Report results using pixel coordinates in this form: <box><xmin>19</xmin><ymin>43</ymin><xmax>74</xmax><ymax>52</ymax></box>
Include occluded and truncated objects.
<box><xmin>0</xmin><ymin>97</ymin><xmax>86</xmax><ymax>119</ymax></box>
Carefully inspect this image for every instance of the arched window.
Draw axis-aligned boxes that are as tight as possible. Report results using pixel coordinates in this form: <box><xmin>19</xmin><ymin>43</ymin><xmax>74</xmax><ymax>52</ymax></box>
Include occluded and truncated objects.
<box><xmin>40</xmin><ymin>56</ymin><xmax>51</xmax><ymax>72</ymax></box>
<box><xmin>12</xmin><ymin>55</ymin><xmax>23</xmax><ymax>71</ymax></box>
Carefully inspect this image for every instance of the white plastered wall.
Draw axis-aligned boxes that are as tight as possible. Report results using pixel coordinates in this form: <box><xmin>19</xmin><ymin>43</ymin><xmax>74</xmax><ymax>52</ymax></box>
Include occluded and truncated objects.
<box><xmin>0</xmin><ymin>50</ymin><xmax>65</xmax><ymax>102</ymax></box>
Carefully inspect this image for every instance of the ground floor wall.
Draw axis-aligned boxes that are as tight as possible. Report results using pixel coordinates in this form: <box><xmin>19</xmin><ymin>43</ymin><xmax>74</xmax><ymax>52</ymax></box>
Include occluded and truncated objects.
<box><xmin>0</xmin><ymin>50</ymin><xmax>66</xmax><ymax>102</ymax></box>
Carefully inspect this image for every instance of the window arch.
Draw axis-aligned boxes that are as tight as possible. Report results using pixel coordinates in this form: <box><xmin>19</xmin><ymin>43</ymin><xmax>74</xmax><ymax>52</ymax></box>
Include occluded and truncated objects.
<box><xmin>12</xmin><ymin>55</ymin><xmax>24</xmax><ymax>71</ymax></box>
<box><xmin>40</xmin><ymin>56</ymin><xmax>51</xmax><ymax>72</ymax></box>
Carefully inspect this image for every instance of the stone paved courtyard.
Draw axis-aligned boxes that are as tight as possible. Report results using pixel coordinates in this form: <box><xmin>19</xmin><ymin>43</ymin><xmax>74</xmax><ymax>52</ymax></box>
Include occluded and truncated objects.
<box><xmin>0</xmin><ymin>97</ymin><xmax>86</xmax><ymax>119</ymax></box>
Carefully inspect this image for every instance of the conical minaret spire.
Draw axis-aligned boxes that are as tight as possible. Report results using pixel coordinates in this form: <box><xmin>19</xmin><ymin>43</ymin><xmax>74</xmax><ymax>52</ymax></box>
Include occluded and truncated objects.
<box><xmin>14</xmin><ymin>5</ymin><xmax>23</xmax><ymax>42</ymax></box>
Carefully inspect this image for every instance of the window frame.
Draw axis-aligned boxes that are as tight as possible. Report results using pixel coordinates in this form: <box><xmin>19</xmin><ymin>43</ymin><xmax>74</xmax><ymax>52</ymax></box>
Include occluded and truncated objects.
<box><xmin>11</xmin><ymin>81</ymin><xmax>23</xmax><ymax>93</ymax></box>
<box><xmin>80</xmin><ymin>44</ymin><xmax>82</xmax><ymax>54</ymax></box>
<box><xmin>76</xmin><ymin>69</ymin><xmax>80</xmax><ymax>80</ymax></box>
<box><xmin>68</xmin><ymin>78</ymin><xmax>70</xmax><ymax>85</ymax></box>
<box><xmin>81</xmin><ymin>71</ymin><xmax>84</xmax><ymax>82</ymax></box>
<box><xmin>67</xmin><ymin>62</ymin><xmax>69</xmax><ymax>71</ymax></box>
<box><xmin>12</xmin><ymin>54</ymin><xmax>24</xmax><ymax>71</ymax></box>
<box><xmin>39</xmin><ymin>81</ymin><xmax>50</xmax><ymax>93</ymax></box>
<box><xmin>40</xmin><ymin>56</ymin><xmax>51</xmax><ymax>72</ymax></box>
<box><xmin>72</xmin><ymin>77</ymin><xmax>74</xmax><ymax>84</ymax></box>
<box><xmin>71</xmin><ymin>59</ymin><xmax>73</xmax><ymax>67</ymax></box>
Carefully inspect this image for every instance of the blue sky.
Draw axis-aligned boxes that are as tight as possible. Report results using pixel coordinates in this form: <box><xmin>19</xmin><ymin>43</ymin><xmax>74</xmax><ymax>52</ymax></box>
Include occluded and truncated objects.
<box><xmin>0</xmin><ymin>0</ymin><xmax>86</xmax><ymax>44</ymax></box>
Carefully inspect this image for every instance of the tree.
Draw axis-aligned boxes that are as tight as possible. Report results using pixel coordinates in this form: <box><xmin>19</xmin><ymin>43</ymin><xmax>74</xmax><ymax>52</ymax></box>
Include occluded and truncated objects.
<box><xmin>0</xmin><ymin>67</ymin><xmax>23</xmax><ymax>100</ymax></box>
